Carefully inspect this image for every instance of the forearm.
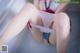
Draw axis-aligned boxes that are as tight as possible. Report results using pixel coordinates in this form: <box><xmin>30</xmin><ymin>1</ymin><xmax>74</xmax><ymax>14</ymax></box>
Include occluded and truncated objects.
<box><xmin>0</xmin><ymin>3</ymin><xmax>39</xmax><ymax>45</ymax></box>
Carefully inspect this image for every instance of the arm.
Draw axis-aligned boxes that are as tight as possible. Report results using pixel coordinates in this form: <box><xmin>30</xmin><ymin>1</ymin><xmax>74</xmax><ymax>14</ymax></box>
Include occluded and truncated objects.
<box><xmin>0</xmin><ymin>3</ymin><xmax>39</xmax><ymax>45</ymax></box>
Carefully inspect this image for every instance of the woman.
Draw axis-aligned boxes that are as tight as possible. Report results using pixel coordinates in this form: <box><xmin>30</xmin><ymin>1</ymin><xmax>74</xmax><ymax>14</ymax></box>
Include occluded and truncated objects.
<box><xmin>0</xmin><ymin>0</ymin><xmax>70</xmax><ymax>53</ymax></box>
<box><xmin>27</xmin><ymin>0</ymin><xmax>70</xmax><ymax>53</ymax></box>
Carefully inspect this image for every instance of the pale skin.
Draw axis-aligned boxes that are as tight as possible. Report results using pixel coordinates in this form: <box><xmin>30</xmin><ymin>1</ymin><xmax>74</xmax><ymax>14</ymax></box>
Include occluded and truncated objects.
<box><xmin>33</xmin><ymin>0</ymin><xmax>70</xmax><ymax>13</ymax></box>
<box><xmin>30</xmin><ymin>12</ymin><xmax>70</xmax><ymax>53</ymax></box>
<box><xmin>31</xmin><ymin>0</ymin><xmax>70</xmax><ymax>53</ymax></box>
<box><xmin>0</xmin><ymin>3</ymin><xmax>39</xmax><ymax>44</ymax></box>
<box><xmin>0</xmin><ymin>1</ymin><xmax>70</xmax><ymax>53</ymax></box>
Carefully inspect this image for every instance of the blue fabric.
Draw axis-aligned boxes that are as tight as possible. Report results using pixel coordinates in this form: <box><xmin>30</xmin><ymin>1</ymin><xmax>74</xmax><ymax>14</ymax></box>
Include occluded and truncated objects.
<box><xmin>42</xmin><ymin>32</ymin><xmax>50</xmax><ymax>41</ymax></box>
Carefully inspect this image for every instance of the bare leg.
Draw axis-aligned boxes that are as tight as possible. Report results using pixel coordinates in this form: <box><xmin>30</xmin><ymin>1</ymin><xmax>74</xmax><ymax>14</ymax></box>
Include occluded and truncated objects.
<box><xmin>55</xmin><ymin>12</ymin><xmax>70</xmax><ymax>53</ymax></box>
<box><xmin>48</xmin><ymin>14</ymin><xmax>56</xmax><ymax>45</ymax></box>
<box><xmin>49</xmin><ymin>12</ymin><xmax>70</xmax><ymax>53</ymax></box>
<box><xmin>0</xmin><ymin>3</ymin><xmax>39</xmax><ymax>45</ymax></box>
<box><xmin>30</xmin><ymin>16</ymin><xmax>44</xmax><ymax>43</ymax></box>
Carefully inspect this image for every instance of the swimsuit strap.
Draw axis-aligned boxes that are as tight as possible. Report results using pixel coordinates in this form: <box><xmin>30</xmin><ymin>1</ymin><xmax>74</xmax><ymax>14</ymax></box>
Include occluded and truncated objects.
<box><xmin>44</xmin><ymin>0</ymin><xmax>52</xmax><ymax>10</ymax></box>
<box><xmin>44</xmin><ymin>0</ymin><xmax>55</xmax><ymax>13</ymax></box>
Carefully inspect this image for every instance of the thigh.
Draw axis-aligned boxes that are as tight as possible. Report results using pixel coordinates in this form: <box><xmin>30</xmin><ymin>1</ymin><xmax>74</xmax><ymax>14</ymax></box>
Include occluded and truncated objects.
<box><xmin>55</xmin><ymin>12</ymin><xmax>70</xmax><ymax>53</ymax></box>
<box><xmin>49</xmin><ymin>18</ymin><xmax>56</xmax><ymax>46</ymax></box>
<box><xmin>49</xmin><ymin>12</ymin><xmax>70</xmax><ymax>52</ymax></box>
<box><xmin>49</xmin><ymin>30</ymin><xmax>56</xmax><ymax>46</ymax></box>
<box><xmin>30</xmin><ymin>16</ymin><xmax>44</xmax><ymax>43</ymax></box>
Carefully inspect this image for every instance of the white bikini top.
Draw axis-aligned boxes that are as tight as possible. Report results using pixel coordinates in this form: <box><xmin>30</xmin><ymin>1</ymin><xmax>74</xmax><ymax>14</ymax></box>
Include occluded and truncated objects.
<box><xmin>31</xmin><ymin>11</ymin><xmax>54</xmax><ymax>33</ymax></box>
<box><xmin>31</xmin><ymin>0</ymin><xmax>59</xmax><ymax>33</ymax></box>
<box><xmin>39</xmin><ymin>11</ymin><xmax>54</xmax><ymax>28</ymax></box>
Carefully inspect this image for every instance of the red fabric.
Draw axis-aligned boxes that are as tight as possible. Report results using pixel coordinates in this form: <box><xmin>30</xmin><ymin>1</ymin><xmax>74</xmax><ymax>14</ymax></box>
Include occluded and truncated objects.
<box><xmin>27</xmin><ymin>9</ymin><xmax>55</xmax><ymax>30</ymax></box>
<box><xmin>27</xmin><ymin>20</ymin><xmax>32</xmax><ymax>30</ymax></box>
<box><xmin>44</xmin><ymin>9</ymin><xmax>55</xmax><ymax>14</ymax></box>
<box><xmin>44</xmin><ymin>0</ymin><xmax>55</xmax><ymax>14</ymax></box>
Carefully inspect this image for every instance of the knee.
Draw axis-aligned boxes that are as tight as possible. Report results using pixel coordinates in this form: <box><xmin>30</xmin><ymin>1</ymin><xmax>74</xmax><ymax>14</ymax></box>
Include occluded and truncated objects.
<box><xmin>26</xmin><ymin>3</ymin><xmax>38</xmax><ymax>12</ymax></box>
<box><xmin>58</xmin><ymin>12</ymin><xmax>69</xmax><ymax>19</ymax></box>
<box><xmin>27</xmin><ymin>3</ymin><xmax>39</xmax><ymax>23</ymax></box>
<box><xmin>55</xmin><ymin>12</ymin><xmax>70</xmax><ymax>23</ymax></box>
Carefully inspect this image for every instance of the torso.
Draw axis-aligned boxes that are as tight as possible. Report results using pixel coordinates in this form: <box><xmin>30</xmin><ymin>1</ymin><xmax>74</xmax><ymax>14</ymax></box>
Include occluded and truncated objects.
<box><xmin>39</xmin><ymin>0</ymin><xmax>60</xmax><ymax>28</ymax></box>
<box><xmin>39</xmin><ymin>11</ymin><xmax>55</xmax><ymax>28</ymax></box>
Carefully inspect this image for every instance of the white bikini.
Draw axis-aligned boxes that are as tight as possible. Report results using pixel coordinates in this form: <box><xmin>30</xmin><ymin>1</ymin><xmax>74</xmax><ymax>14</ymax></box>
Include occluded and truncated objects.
<box><xmin>31</xmin><ymin>0</ymin><xmax>60</xmax><ymax>33</ymax></box>
<box><xmin>30</xmin><ymin>0</ymin><xmax>60</xmax><ymax>44</ymax></box>
<box><xmin>31</xmin><ymin>11</ymin><xmax>54</xmax><ymax>33</ymax></box>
